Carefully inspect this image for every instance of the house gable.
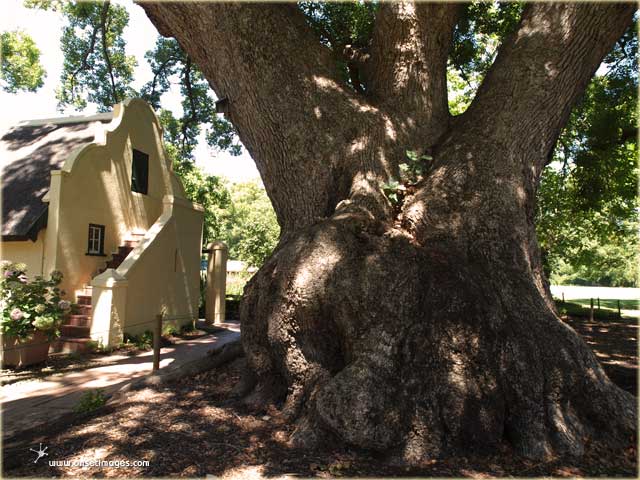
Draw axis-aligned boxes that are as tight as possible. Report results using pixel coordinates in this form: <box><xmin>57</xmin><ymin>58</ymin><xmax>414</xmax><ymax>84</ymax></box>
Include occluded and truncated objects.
<box><xmin>0</xmin><ymin>115</ymin><xmax>112</xmax><ymax>240</ymax></box>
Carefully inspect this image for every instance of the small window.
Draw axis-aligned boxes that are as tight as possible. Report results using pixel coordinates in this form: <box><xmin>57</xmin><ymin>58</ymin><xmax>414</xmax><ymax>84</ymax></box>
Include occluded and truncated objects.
<box><xmin>87</xmin><ymin>224</ymin><xmax>105</xmax><ymax>256</ymax></box>
<box><xmin>131</xmin><ymin>149</ymin><xmax>149</xmax><ymax>195</ymax></box>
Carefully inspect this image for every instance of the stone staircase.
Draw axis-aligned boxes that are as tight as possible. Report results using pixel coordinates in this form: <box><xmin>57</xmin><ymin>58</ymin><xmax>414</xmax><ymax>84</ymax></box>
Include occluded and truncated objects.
<box><xmin>52</xmin><ymin>233</ymin><xmax>144</xmax><ymax>354</ymax></box>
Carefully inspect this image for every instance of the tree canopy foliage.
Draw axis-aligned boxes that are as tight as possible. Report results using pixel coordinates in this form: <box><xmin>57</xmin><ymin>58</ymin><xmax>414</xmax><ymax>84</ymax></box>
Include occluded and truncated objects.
<box><xmin>0</xmin><ymin>30</ymin><xmax>46</xmax><ymax>93</ymax></box>
<box><xmin>6</xmin><ymin>0</ymin><xmax>638</xmax><ymax>284</ymax></box>
<box><xmin>536</xmin><ymin>22</ymin><xmax>638</xmax><ymax>286</ymax></box>
<box><xmin>220</xmin><ymin>181</ymin><xmax>280</xmax><ymax>267</ymax></box>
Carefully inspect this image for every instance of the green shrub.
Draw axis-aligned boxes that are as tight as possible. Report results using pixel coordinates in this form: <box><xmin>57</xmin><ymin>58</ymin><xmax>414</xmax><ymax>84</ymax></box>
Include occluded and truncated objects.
<box><xmin>162</xmin><ymin>324</ymin><xmax>179</xmax><ymax>336</ymax></box>
<box><xmin>123</xmin><ymin>330</ymin><xmax>153</xmax><ymax>350</ymax></box>
<box><xmin>0</xmin><ymin>262</ymin><xmax>71</xmax><ymax>340</ymax></box>
<box><xmin>74</xmin><ymin>389</ymin><xmax>107</xmax><ymax>413</ymax></box>
<box><xmin>86</xmin><ymin>339</ymin><xmax>112</xmax><ymax>354</ymax></box>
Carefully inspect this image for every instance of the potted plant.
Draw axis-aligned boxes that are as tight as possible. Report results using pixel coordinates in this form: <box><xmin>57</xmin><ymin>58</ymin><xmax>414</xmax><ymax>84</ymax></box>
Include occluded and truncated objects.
<box><xmin>0</xmin><ymin>262</ymin><xmax>71</xmax><ymax>368</ymax></box>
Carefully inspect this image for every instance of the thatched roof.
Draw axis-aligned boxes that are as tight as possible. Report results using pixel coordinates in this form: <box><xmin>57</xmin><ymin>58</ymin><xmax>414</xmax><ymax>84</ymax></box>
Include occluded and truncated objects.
<box><xmin>0</xmin><ymin>113</ymin><xmax>112</xmax><ymax>240</ymax></box>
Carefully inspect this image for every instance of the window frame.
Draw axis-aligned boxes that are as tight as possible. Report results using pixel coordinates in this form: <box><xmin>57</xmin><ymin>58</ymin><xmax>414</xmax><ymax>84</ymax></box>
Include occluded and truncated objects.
<box><xmin>86</xmin><ymin>224</ymin><xmax>106</xmax><ymax>256</ymax></box>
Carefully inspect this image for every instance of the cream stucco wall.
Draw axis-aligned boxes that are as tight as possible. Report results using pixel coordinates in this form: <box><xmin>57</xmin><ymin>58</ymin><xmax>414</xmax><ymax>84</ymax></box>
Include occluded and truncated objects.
<box><xmin>45</xmin><ymin>99</ymin><xmax>182</xmax><ymax>299</ymax></box>
<box><xmin>0</xmin><ymin>229</ymin><xmax>46</xmax><ymax>276</ymax></box>
<box><xmin>90</xmin><ymin>196</ymin><xmax>203</xmax><ymax>345</ymax></box>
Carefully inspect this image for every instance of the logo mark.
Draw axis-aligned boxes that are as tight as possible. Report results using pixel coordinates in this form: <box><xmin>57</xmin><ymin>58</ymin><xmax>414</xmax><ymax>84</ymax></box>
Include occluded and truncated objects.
<box><xmin>29</xmin><ymin>443</ymin><xmax>48</xmax><ymax>464</ymax></box>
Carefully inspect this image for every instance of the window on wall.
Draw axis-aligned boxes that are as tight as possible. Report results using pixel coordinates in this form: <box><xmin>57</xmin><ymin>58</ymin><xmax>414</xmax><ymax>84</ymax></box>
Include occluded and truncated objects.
<box><xmin>87</xmin><ymin>224</ymin><xmax>105</xmax><ymax>255</ymax></box>
<box><xmin>131</xmin><ymin>149</ymin><xmax>149</xmax><ymax>195</ymax></box>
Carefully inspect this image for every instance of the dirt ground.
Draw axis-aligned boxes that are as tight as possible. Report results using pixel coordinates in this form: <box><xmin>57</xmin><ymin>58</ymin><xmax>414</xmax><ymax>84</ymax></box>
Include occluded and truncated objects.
<box><xmin>561</xmin><ymin>314</ymin><xmax>638</xmax><ymax>395</ymax></box>
<box><xmin>3</xmin><ymin>315</ymin><xmax>638</xmax><ymax>479</ymax></box>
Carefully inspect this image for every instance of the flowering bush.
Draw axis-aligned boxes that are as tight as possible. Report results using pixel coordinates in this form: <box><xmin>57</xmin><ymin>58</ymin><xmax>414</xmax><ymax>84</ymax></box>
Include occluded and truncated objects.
<box><xmin>0</xmin><ymin>261</ymin><xmax>71</xmax><ymax>341</ymax></box>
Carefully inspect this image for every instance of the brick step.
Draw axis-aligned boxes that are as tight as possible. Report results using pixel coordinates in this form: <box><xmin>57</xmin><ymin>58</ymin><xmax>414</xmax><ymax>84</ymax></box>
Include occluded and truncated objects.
<box><xmin>61</xmin><ymin>324</ymin><xmax>90</xmax><ymax>337</ymax></box>
<box><xmin>73</xmin><ymin>304</ymin><xmax>92</xmax><ymax>316</ymax></box>
<box><xmin>50</xmin><ymin>337</ymin><xmax>93</xmax><ymax>354</ymax></box>
<box><xmin>65</xmin><ymin>314</ymin><xmax>91</xmax><ymax>327</ymax></box>
<box><xmin>117</xmin><ymin>245</ymin><xmax>134</xmax><ymax>256</ymax></box>
<box><xmin>75</xmin><ymin>285</ymin><xmax>93</xmax><ymax>297</ymax></box>
<box><xmin>77</xmin><ymin>295</ymin><xmax>92</xmax><ymax>305</ymax></box>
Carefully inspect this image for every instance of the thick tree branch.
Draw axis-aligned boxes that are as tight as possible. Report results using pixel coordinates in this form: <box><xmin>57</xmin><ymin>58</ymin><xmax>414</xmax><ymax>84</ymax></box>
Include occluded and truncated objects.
<box><xmin>367</xmin><ymin>1</ymin><xmax>460</xmax><ymax>146</ymax></box>
<box><xmin>457</xmin><ymin>2</ymin><xmax>636</xmax><ymax>174</ymax></box>
<box><xmin>140</xmin><ymin>1</ymin><xmax>397</xmax><ymax>232</ymax></box>
<box><xmin>402</xmin><ymin>3</ymin><xmax>634</xmax><ymax>302</ymax></box>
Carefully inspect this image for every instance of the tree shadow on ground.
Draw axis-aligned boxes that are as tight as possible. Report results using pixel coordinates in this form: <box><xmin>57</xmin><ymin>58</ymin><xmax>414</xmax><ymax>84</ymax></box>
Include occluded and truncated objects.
<box><xmin>3</xmin><ymin>350</ymin><xmax>637</xmax><ymax>478</ymax></box>
<box><xmin>560</xmin><ymin>313</ymin><xmax>638</xmax><ymax>395</ymax></box>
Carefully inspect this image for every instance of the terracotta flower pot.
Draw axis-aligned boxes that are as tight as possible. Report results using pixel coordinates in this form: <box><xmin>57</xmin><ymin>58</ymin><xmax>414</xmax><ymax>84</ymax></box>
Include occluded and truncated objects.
<box><xmin>1</xmin><ymin>330</ymin><xmax>51</xmax><ymax>368</ymax></box>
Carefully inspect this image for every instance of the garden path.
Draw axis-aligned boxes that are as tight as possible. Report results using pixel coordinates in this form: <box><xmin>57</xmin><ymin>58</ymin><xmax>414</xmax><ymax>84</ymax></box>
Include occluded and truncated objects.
<box><xmin>1</xmin><ymin>322</ymin><xmax>240</xmax><ymax>441</ymax></box>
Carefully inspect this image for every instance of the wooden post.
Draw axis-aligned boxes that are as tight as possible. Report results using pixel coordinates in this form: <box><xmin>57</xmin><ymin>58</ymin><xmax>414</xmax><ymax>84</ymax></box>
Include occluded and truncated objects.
<box><xmin>589</xmin><ymin>298</ymin><xmax>594</xmax><ymax>321</ymax></box>
<box><xmin>153</xmin><ymin>313</ymin><xmax>162</xmax><ymax>372</ymax></box>
<box><xmin>597</xmin><ymin>297</ymin><xmax>600</xmax><ymax>310</ymax></box>
<box><xmin>562</xmin><ymin>292</ymin><xmax>565</xmax><ymax>304</ymax></box>
<box><xmin>618</xmin><ymin>300</ymin><xmax>622</xmax><ymax>319</ymax></box>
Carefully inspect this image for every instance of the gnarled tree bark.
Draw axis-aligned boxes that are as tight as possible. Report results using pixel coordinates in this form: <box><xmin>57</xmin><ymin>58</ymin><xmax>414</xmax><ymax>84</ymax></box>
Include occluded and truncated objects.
<box><xmin>141</xmin><ymin>1</ymin><xmax>637</xmax><ymax>462</ymax></box>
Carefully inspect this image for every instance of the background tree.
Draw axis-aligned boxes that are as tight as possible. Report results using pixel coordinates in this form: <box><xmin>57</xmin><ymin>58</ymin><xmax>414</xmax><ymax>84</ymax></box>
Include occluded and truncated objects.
<box><xmin>221</xmin><ymin>181</ymin><xmax>280</xmax><ymax>267</ymax></box>
<box><xmin>140</xmin><ymin>0</ymin><xmax>637</xmax><ymax>462</ymax></box>
<box><xmin>536</xmin><ymin>24</ymin><xmax>638</xmax><ymax>286</ymax></box>
<box><xmin>0</xmin><ymin>30</ymin><xmax>46</xmax><ymax>93</ymax></box>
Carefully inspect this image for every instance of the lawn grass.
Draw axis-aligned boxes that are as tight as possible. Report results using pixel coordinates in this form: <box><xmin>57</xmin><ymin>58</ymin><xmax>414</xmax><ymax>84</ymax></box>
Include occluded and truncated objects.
<box><xmin>571</xmin><ymin>298</ymin><xmax>638</xmax><ymax>311</ymax></box>
<box><xmin>554</xmin><ymin>299</ymin><xmax>635</xmax><ymax>320</ymax></box>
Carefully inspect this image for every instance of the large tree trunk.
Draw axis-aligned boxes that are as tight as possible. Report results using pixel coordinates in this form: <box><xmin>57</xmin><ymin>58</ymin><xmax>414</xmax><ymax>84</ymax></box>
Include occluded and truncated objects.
<box><xmin>141</xmin><ymin>1</ymin><xmax>637</xmax><ymax>461</ymax></box>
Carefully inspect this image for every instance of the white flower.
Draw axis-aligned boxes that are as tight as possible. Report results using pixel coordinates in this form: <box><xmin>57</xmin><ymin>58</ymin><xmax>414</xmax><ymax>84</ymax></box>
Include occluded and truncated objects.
<box><xmin>34</xmin><ymin>304</ymin><xmax>46</xmax><ymax>314</ymax></box>
<box><xmin>10</xmin><ymin>308</ymin><xmax>23</xmax><ymax>320</ymax></box>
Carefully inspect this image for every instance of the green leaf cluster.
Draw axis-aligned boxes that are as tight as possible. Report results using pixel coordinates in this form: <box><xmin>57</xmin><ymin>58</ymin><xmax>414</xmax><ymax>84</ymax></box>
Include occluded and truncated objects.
<box><xmin>0</xmin><ymin>262</ymin><xmax>70</xmax><ymax>341</ymax></box>
<box><xmin>74</xmin><ymin>389</ymin><xmax>107</xmax><ymax>414</ymax></box>
<box><xmin>536</xmin><ymin>22</ymin><xmax>638</xmax><ymax>286</ymax></box>
<box><xmin>171</xmin><ymin>157</ymin><xmax>231</xmax><ymax>247</ymax></box>
<box><xmin>220</xmin><ymin>181</ymin><xmax>280</xmax><ymax>267</ymax></box>
<box><xmin>299</xmin><ymin>0</ymin><xmax>377</xmax><ymax>89</ymax></box>
<box><xmin>0</xmin><ymin>30</ymin><xmax>46</xmax><ymax>93</ymax></box>
<box><xmin>447</xmin><ymin>1</ymin><xmax>523</xmax><ymax>114</ymax></box>
<box><xmin>141</xmin><ymin>38</ymin><xmax>241</xmax><ymax>161</ymax></box>
<box><xmin>299</xmin><ymin>0</ymin><xmax>377</xmax><ymax>51</ymax></box>
<box><xmin>55</xmin><ymin>1</ymin><xmax>137</xmax><ymax>111</ymax></box>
